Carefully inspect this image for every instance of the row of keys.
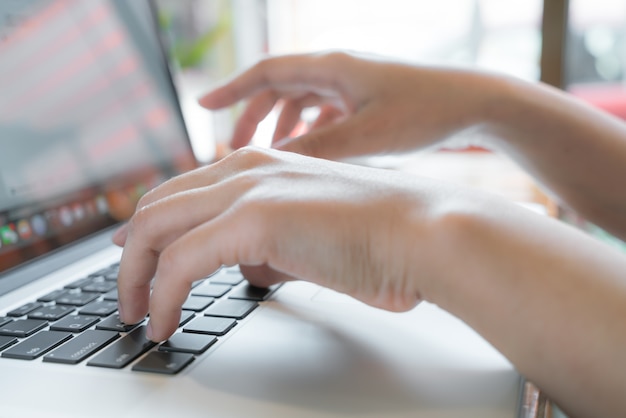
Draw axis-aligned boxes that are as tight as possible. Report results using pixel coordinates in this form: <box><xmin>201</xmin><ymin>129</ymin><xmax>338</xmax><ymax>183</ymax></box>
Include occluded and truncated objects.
<box><xmin>0</xmin><ymin>303</ymin><xmax>251</xmax><ymax>367</ymax></box>
<box><xmin>0</xmin><ymin>266</ymin><xmax>280</xmax><ymax>374</ymax></box>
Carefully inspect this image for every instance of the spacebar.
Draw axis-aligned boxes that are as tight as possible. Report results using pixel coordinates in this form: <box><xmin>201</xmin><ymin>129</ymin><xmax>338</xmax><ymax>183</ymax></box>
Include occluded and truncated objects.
<box><xmin>87</xmin><ymin>326</ymin><xmax>156</xmax><ymax>369</ymax></box>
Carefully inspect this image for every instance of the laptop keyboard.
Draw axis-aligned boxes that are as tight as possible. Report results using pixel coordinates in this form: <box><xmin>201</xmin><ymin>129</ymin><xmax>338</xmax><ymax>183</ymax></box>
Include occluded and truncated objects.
<box><xmin>0</xmin><ymin>262</ymin><xmax>281</xmax><ymax>374</ymax></box>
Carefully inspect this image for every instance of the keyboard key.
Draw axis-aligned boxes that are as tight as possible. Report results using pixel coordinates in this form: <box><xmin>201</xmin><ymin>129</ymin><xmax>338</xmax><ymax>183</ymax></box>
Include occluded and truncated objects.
<box><xmin>183</xmin><ymin>316</ymin><xmax>236</xmax><ymax>336</ymax></box>
<box><xmin>44</xmin><ymin>330</ymin><xmax>119</xmax><ymax>364</ymax></box>
<box><xmin>102</xmin><ymin>289</ymin><xmax>118</xmax><ymax>301</ymax></box>
<box><xmin>192</xmin><ymin>283</ymin><xmax>231</xmax><ymax>298</ymax></box>
<box><xmin>159</xmin><ymin>333</ymin><xmax>216</xmax><ymax>355</ymax></box>
<box><xmin>78</xmin><ymin>301</ymin><xmax>118</xmax><ymax>317</ymax></box>
<box><xmin>0</xmin><ymin>319</ymin><xmax>48</xmax><ymax>337</ymax></box>
<box><xmin>89</xmin><ymin>267</ymin><xmax>114</xmax><ymax>278</ymax></box>
<box><xmin>0</xmin><ymin>317</ymin><xmax>12</xmax><ymax>327</ymax></box>
<box><xmin>87</xmin><ymin>326</ymin><xmax>156</xmax><ymax>369</ymax></box>
<box><xmin>178</xmin><ymin>311</ymin><xmax>195</xmax><ymax>327</ymax></box>
<box><xmin>228</xmin><ymin>283</ymin><xmax>282</xmax><ymax>301</ymax></box>
<box><xmin>7</xmin><ymin>302</ymin><xmax>43</xmax><ymax>317</ymax></box>
<box><xmin>28</xmin><ymin>305</ymin><xmax>75</xmax><ymax>321</ymax></box>
<box><xmin>190</xmin><ymin>279</ymin><xmax>205</xmax><ymax>289</ymax></box>
<box><xmin>55</xmin><ymin>292</ymin><xmax>99</xmax><ymax>306</ymax></box>
<box><xmin>51</xmin><ymin>315</ymin><xmax>100</xmax><ymax>332</ymax></box>
<box><xmin>96</xmin><ymin>314</ymin><xmax>141</xmax><ymax>332</ymax></box>
<box><xmin>210</xmin><ymin>274</ymin><xmax>244</xmax><ymax>286</ymax></box>
<box><xmin>132</xmin><ymin>351</ymin><xmax>194</xmax><ymax>375</ymax></box>
<box><xmin>65</xmin><ymin>277</ymin><xmax>94</xmax><ymax>289</ymax></box>
<box><xmin>0</xmin><ymin>336</ymin><xmax>18</xmax><ymax>351</ymax></box>
<box><xmin>37</xmin><ymin>289</ymin><xmax>69</xmax><ymax>302</ymax></box>
<box><xmin>204</xmin><ymin>299</ymin><xmax>258</xmax><ymax>320</ymax></box>
<box><xmin>181</xmin><ymin>296</ymin><xmax>214</xmax><ymax>312</ymax></box>
<box><xmin>1</xmin><ymin>331</ymin><xmax>72</xmax><ymax>360</ymax></box>
<box><xmin>82</xmin><ymin>281</ymin><xmax>117</xmax><ymax>293</ymax></box>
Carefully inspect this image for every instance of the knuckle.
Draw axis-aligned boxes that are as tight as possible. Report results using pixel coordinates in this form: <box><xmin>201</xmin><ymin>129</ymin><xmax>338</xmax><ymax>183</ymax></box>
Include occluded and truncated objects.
<box><xmin>254</xmin><ymin>58</ymin><xmax>274</xmax><ymax>86</ymax></box>
<box><xmin>128</xmin><ymin>204</ymin><xmax>154</xmax><ymax>237</ymax></box>
<box><xmin>135</xmin><ymin>192</ymin><xmax>153</xmax><ymax>212</ymax></box>
<box><xmin>156</xmin><ymin>243</ymin><xmax>206</xmax><ymax>295</ymax></box>
<box><xmin>156</xmin><ymin>245</ymin><xmax>180</xmax><ymax>279</ymax></box>
<box><xmin>231</xmin><ymin>170</ymin><xmax>261</xmax><ymax>192</ymax></box>
<box><xmin>255</xmin><ymin>56</ymin><xmax>272</xmax><ymax>72</ymax></box>
<box><xmin>230</xmin><ymin>145</ymin><xmax>278</xmax><ymax>168</ymax></box>
<box><xmin>319</xmin><ymin>51</ymin><xmax>351</xmax><ymax>69</ymax></box>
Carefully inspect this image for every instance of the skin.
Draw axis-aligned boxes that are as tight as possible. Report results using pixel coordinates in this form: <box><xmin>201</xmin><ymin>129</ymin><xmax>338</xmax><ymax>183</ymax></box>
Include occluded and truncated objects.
<box><xmin>114</xmin><ymin>52</ymin><xmax>626</xmax><ymax>418</ymax></box>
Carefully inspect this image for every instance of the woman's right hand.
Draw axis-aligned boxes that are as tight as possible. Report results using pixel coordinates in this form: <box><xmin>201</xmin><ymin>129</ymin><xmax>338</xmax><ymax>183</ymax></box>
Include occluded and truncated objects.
<box><xmin>199</xmin><ymin>52</ymin><xmax>498</xmax><ymax>160</ymax></box>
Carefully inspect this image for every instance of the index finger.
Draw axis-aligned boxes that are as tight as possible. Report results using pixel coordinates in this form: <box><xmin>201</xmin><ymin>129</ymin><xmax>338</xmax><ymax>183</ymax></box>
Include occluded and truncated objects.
<box><xmin>198</xmin><ymin>53</ymin><xmax>349</xmax><ymax>110</ymax></box>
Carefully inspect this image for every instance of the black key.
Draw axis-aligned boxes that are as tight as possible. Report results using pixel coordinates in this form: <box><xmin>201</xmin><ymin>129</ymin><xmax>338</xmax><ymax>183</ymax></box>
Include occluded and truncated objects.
<box><xmin>0</xmin><ymin>317</ymin><xmax>12</xmax><ymax>327</ymax></box>
<box><xmin>103</xmin><ymin>272</ymin><xmax>118</xmax><ymax>282</ymax></box>
<box><xmin>82</xmin><ymin>281</ymin><xmax>116</xmax><ymax>293</ymax></box>
<box><xmin>87</xmin><ymin>326</ymin><xmax>156</xmax><ymax>369</ymax></box>
<box><xmin>178</xmin><ymin>311</ymin><xmax>195</xmax><ymax>327</ymax></box>
<box><xmin>0</xmin><ymin>319</ymin><xmax>48</xmax><ymax>338</ymax></box>
<box><xmin>96</xmin><ymin>314</ymin><xmax>141</xmax><ymax>332</ymax></box>
<box><xmin>55</xmin><ymin>292</ymin><xmax>99</xmax><ymax>306</ymax></box>
<box><xmin>89</xmin><ymin>268</ymin><xmax>108</xmax><ymax>277</ymax></box>
<box><xmin>228</xmin><ymin>283</ymin><xmax>282</xmax><ymax>301</ymax></box>
<box><xmin>204</xmin><ymin>299</ymin><xmax>258</xmax><ymax>320</ymax></box>
<box><xmin>210</xmin><ymin>273</ymin><xmax>243</xmax><ymax>286</ymax></box>
<box><xmin>159</xmin><ymin>333</ymin><xmax>216</xmax><ymax>354</ymax></box>
<box><xmin>191</xmin><ymin>283</ymin><xmax>231</xmax><ymax>298</ymax></box>
<box><xmin>183</xmin><ymin>316</ymin><xmax>236</xmax><ymax>336</ymax></box>
<box><xmin>37</xmin><ymin>289</ymin><xmax>68</xmax><ymax>302</ymax></box>
<box><xmin>44</xmin><ymin>330</ymin><xmax>119</xmax><ymax>364</ymax></box>
<box><xmin>28</xmin><ymin>305</ymin><xmax>74</xmax><ymax>321</ymax></box>
<box><xmin>1</xmin><ymin>331</ymin><xmax>72</xmax><ymax>360</ymax></box>
<box><xmin>181</xmin><ymin>296</ymin><xmax>214</xmax><ymax>312</ymax></box>
<box><xmin>50</xmin><ymin>315</ymin><xmax>100</xmax><ymax>332</ymax></box>
<box><xmin>0</xmin><ymin>336</ymin><xmax>18</xmax><ymax>351</ymax></box>
<box><xmin>65</xmin><ymin>277</ymin><xmax>94</xmax><ymax>289</ymax></box>
<box><xmin>190</xmin><ymin>279</ymin><xmax>205</xmax><ymax>289</ymax></box>
<box><xmin>102</xmin><ymin>289</ymin><xmax>118</xmax><ymax>301</ymax></box>
<box><xmin>90</xmin><ymin>267</ymin><xmax>114</xmax><ymax>277</ymax></box>
<box><xmin>78</xmin><ymin>301</ymin><xmax>118</xmax><ymax>317</ymax></box>
<box><xmin>132</xmin><ymin>351</ymin><xmax>194</xmax><ymax>375</ymax></box>
<box><xmin>7</xmin><ymin>302</ymin><xmax>43</xmax><ymax>317</ymax></box>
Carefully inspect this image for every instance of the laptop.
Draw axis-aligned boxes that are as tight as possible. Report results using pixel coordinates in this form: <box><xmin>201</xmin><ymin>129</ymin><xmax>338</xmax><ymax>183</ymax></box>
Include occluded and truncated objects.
<box><xmin>0</xmin><ymin>1</ymin><xmax>523</xmax><ymax>417</ymax></box>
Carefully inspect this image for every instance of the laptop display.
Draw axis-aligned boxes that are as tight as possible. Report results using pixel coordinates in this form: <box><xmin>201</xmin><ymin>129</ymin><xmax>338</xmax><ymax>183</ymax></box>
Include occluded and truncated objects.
<box><xmin>0</xmin><ymin>0</ymin><xmax>196</xmax><ymax>273</ymax></box>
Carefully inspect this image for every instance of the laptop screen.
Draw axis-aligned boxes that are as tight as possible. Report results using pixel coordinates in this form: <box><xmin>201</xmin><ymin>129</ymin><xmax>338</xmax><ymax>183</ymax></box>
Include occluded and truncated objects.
<box><xmin>0</xmin><ymin>0</ymin><xmax>197</xmax><ymax>272</ymax></box>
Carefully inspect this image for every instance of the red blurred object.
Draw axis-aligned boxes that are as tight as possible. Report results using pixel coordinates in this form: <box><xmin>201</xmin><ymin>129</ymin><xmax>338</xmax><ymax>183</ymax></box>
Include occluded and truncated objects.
<box><xmin>569</xmin><ymin>83</ymin><xmax>626</xmax><ymax>121</ymax></box>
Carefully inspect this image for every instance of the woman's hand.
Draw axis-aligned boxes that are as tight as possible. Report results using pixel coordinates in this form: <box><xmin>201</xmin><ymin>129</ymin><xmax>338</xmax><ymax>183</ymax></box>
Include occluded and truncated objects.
<box><xmin>114</xmin><ymin>147</ymin><xmax>451</xmax><ymax>342</ymax></box>
<box><xmin>202</xmin><ymin>52</ymin><xmax>626</xmax><ymax>241</ymax></box>
<box><xmin>113</xmin><ymin>51</ymin><xmax>626</xmax><ymax>417</ymax></box>
<box><xmin>112</xmin><ymin>149</ymin><xmax>626</xmax><ymax>418</ymax></box>
<box><xmin>199</xmin><ymin>52</ymin><xmax>496</xmax><ymax>159</ymax></box>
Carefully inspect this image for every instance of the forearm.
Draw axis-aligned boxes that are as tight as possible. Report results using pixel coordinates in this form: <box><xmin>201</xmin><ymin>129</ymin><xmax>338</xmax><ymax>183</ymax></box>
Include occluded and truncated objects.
<box><xmin>482</xmin><ymin>75</ymin><xmax>626</xmax><ymax>239</ymax></box>
<box><xmin>420</xmin><ymin>196</ymin><xmax>626</xmax><ymax>418</ymax></box>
